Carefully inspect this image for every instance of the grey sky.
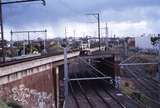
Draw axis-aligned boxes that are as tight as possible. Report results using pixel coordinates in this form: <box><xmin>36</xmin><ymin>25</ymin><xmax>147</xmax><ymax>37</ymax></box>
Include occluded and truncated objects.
<box><xmin>2</xmin><ymin>0</ymin><xmax>160</xmax><ymax>38</ymax></box>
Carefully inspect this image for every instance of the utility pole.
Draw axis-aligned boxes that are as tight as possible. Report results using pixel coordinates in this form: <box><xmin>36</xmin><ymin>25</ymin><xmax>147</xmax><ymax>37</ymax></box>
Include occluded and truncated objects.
<box><xmin>86</xmin><ymin>13</ymin><xmax>101</xmax><ymax>50</ymax></box>
<box><xmin>97</xmin><ymin>13</ymin><xmax>100</xmax><ymax>50</ymax></box>
<box><xmin>124</xmin><ymin>39</ymin><xmax>128</xmax><ymax>59</ymax></box>
<box><xmin>61</xmin><ymin>39</ymin><xmax>69</xmax><ymax>108</ymax></box>
<box><xmin>64</xmin><ymin>47</ymin><xmax>69</xmax><ymax>108</ymax></box>
<box><xmin>11</xmin><ymin>30</ymin><xmax>47</xmax><ymax>54</ymax></box>
<box><xmin>73</xmin><ymin>30</ymin><xmax>76</xmax><ymax>40</ymax></box>
<box><xmin>27</xmin><ymin>32</ymin><xmax>30</xmax><ymax>53</ymax></box>
<box><xmin>65</xmin><ymin>27</ymin><xmax>67</xmax><ymax>39</ymax></box>
<box><xmin>0</xmin><ymin>0</ymin><xmax>5</xmax><ymax>62</ymax></box>
<box><xmin>158</xmin><ymin>63</ymin><xmax>160</xmax><ymax>81</ymax></box>
<box><xmin>23</xmin><ymin>41</ymin><xmax>26</xmax><ymax>55</ymax></box>
<box><xmin>0</xmin><ymin>0</ymin><xmax>45</xmax><ymax>62</ymax></box>
<box><xmin>10</xmin><ymin>30</ymin><xmax>13</xmax><ymax>57</ymax></box>
<box><xmin>105</xmin><ymin>23</ymin><xmax>109</xmax><ymax>48</ymax></box>
<box><xmin>43</xmin><ymin>29</ymin><xmax>47</xmax><ymax>53</ymax></box>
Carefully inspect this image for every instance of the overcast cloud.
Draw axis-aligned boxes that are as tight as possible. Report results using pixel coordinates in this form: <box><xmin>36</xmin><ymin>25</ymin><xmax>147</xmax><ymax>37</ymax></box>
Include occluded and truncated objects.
<box><xmin>2</xmin><ymin>0</ymin><xmax>160</xmax><ymax>39</ymax></box>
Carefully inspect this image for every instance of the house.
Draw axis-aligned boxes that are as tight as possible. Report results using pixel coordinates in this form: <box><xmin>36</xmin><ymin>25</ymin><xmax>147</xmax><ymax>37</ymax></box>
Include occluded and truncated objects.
<box><xmin>135</xmin><ymin>34</ymin><xmax>155</xmax><ymax>49</ymax></box>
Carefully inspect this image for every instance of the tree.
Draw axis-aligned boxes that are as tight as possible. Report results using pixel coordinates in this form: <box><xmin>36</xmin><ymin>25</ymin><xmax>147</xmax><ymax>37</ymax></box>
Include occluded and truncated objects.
<box><xmin>151</xmin><ymin>37</ymin><xmax>160</xmax><ymax>45</ymax></box>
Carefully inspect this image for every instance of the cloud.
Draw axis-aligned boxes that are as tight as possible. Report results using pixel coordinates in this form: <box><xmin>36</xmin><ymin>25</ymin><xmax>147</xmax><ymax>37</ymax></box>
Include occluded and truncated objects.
<box><xmin>3</xmin><ymin>0</ymin><xmax>160</xmax><ymax>25</ymax></box>
<box><xmin>1</xmin><ymin>0</ymin><xmax>160</xmax><ymax>39</ymax></box>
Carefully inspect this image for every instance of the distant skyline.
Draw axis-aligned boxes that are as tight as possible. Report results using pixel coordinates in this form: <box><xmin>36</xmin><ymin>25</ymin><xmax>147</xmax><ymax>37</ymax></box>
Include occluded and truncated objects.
<box><xmin>2</xmin><ymin>0</ymin><xmax>160</xmax><ymax>40</ymax></box>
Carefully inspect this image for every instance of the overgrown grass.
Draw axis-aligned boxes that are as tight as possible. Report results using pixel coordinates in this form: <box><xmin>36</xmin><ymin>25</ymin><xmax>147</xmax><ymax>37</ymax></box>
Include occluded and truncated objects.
<box><xmin>0</xmin><ymin>101</ymin><xmax>10</xmax><ymax>108</ymax></box>
<box><xmin>0</xmin><ymin>100</ymin><xmax>22</xmax><ymax>108</ymax></box>
<box><xmin>7</xmin><ymin>101</ymin><xmax>22</xmax><ymax>108</ymax></box>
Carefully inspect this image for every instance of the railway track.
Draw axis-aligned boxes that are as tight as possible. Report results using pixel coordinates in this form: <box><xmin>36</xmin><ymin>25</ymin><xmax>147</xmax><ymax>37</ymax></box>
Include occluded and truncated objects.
<box><xmin>82</xmin><ymin>66</ymin><xmax>126</xmax><ymax>108</ymax></box>
<box><xmin>69</xmin><ymin>79</ymin><xmax>124</xmax><ymax>108</ymax></box>
<box><xmin>68</xmin><ymin>56</ymin><xmax>148</xmax><ymax>108</ymax></box>
<box><xmin>123</xmin><ymin>66</ymin><xmax>160</xmax><ymax>107</ymax></box>
<box><xmin>69</xmin><ymin>82</ymin><xmax>80</xmax><ymax>108</ymax></box>
<box><xmin>0</xmin><ymin>49</ymin><xmax>80</xmax><ymax>67</ymax></box>
<box><xmin>123</xmin><ymin>57</ymin><xmax>160</xmax><ymax>97</ymax></box>
<box><xmin>69</xmin><ymin>70</ymin><xmax>113</xmax><ymax>108</ymax></box>
<box><xmin>81</xmin><ymin>57</ymin><xmax>144</xmax><ymax>107</ymax></box>
<box><xmin>133</xmin><ymin>65</ymin><xmax>160</xmax><ymax>84</ymax></box>
<box><xmin>82</xmin><ymin>81</ymin><xmax>112</xmax><ymax>108</ymax></box>
<box><xmin>68</xmin><ymin>58</ymin><xmax>125</xmax><ymax>108</ymax></box>
<box><xmin>127</xmin><ymin>56</ymin><xmax>160</xmax><ymax>84</ymax></box>
<box><xmin>128</xmin><ymin>66</ymin><xmax>160</xmax><ymax>91</ymax></box>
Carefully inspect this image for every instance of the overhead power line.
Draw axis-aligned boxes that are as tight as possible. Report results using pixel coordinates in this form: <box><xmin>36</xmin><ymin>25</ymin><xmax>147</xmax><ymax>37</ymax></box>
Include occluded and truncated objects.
<box><xmin>0</xmin><ymin>0</ymin><xmax>46</xmax><ymax>63</ymax></box>
<box><xmin>86</xmin><ymin>13</ymin><xmax>101</xmax><ymax>51</ymax></box>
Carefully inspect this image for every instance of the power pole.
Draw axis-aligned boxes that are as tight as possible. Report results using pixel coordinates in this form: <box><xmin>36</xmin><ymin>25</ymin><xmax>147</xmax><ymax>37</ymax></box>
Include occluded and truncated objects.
<box><xmin>44</xmin><ymin>29</ymin><xmax>47</xmax><ymax>53</ymax></box>
<box><xmin>97</xmin><ymin>13</ymin><xmax>101</xmax><ymax>51</ymax></box>
<box><xmin>64</xmin><ymin>47</ymin><xmax>69</xmax><ymax>108</ymax></box>
<box><xmin>0</xmin><ymin>0</ymin><xmax>45</xmax><ymax>62</ymax></box>
<box><xmin>86</xmin><ymin>13</ymin><xmax>101</xmax><ymax>50</ymax></box>
<box><xmin>158</xmin><ymin>63</ymin><xmax>160</xmax><ymax>81</ymax></box>
<box><xmin>61</xmin><ymin>39</ymin><xmax>69</xmax><ymax>108</ymax></box>
<box><xmin>105</xmin><ymin>23</ymin><xmax>109</xmax><ymax>48</ymax></box>
<box><xmin>11</xmin><ymin>30</ymin><xmax>47</xmax><ymax>54</ymax></box>
<box><xmin>27</xmin><ymin>32</ymin><xmax>30</xmax><ymax>53</ymax></box>
<box><xmin>73</xmin><ymin>30</ymin><xmax>76</xmax><ymax>40</ymax></box>
<box><xmin>65</xmin><ymin>27</ymin><xmax>67</xmax><ymax>39</ymax></box>
<box><xmin>23</xmin><ymin>41</ymin><xmax>26</xmax><ymax>55</ymax></box>
<box><xmin>10</xmin><ymin>30</ymin><xmax>13</xmax><ymax>57</ymax></box>
<box><xmin>0</xmin><ymin>0</ymin><xmax>5</xmax><ymax>62</ymax></box>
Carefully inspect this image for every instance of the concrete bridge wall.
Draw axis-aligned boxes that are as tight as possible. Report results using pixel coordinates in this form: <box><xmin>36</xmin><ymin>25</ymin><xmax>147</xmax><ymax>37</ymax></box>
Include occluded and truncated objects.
<box><xmin>0</xmin><ymin>47</ymin><xmax>102</xmax><ymax>108</ymax></box>
<box><xmin>0</xmin><ymin>51</ymin><xmax>79</xmax><ymax>108</ymax></box>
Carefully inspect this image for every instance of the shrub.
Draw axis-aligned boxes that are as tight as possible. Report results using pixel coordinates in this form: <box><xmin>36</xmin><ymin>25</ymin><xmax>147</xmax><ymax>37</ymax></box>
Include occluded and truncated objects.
<box><xmin>7</xmin><ymin>101</ymin><xmax>22</xmax><ymax>108</ymax></box>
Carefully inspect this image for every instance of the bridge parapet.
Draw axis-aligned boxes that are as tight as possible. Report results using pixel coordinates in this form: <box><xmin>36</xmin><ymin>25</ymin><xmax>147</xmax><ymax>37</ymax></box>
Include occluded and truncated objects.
<box><xmin>0</xmin><ymin>47</ymin><xmax>101</xmax><ymax>108</ymax></box>
<box><xmin>0</xmin><ymin>52</ymin><xmax>79</xmax><ymax>76</ymax></box>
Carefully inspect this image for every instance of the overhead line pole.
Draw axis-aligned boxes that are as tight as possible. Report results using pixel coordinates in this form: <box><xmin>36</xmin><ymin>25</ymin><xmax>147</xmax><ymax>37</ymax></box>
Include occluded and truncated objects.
<box><xmin>44</xmin><ymin>29</ymin><xmax>47</xmax><ymax>53</ymax></box>
<box><xmin>100</xmin><ymin>23</ymin><xmax>109</xmax><ymax>49</ymax></box>
<box><xmin>10</xmin><ymin>30</ymin><xmax>47</xmax><ymax>54</ymax></box>
<box><xmin>61</xmin><ymin>39</ymin><xmax>69</xmax><ymax>108</ymax></box>
<box><xmin>86</xmin><ymin>13</ymin><xmax>101</xmax><ymax>51</ymax></box>
<box><xmin>64</xmin><ymin>47</ymin><xmax>69</xmax><ymax>108</ymax></box>
<box><xmin>0</xmin><ymin>0</ymin><xmax>4</xmax><ymax>62</ymax></box>
<box><xmin>65</xmin><ymin>27</ymin><xmax>67</xmax><ymax>39</ymax></box>
<box><xmin>0</xmin><ymin>0</ymin><xmax>45</xmax><ymax>62</ymax></box>
<box><xmin>105</xmin><ymin>23</ymin><xmax>108</xmax><ymax>48</ymax></box>
<box><xmin>97</xmin><ymin>13</ymin><xmax>101</xmax><ymax>51</ymax></box>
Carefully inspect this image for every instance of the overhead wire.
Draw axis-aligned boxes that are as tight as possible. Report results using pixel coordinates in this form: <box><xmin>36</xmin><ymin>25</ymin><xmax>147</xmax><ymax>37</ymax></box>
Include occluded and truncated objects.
<box><xmin>77</xmin><ymin>57</ymin><xmax>127</xmax><ymax>108</ymax></box>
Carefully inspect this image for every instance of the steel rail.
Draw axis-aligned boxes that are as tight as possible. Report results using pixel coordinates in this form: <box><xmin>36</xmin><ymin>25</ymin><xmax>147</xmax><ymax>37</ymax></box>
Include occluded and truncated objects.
<box><xmin>125</xmin><ymin>67</ymin><xmax>160</xmax><ymax>93</ymax></box>
<box><xmin>131</xmin><ymin>65</ymin><xmax>160</xmax><ymax>85</ymax></box>
<box><xmin>128</xmin><ymin>66</ymin><xmax>160</xmax><ymax>90</ymax></box>
<box><xmin>94</xmin><ymin>57</ymin><xmax>148</xmax><ymax>108</ymax></box>
<box><xmin>120</xmin><ymin>51</ymin><xmax>142</xmax><ymax>64</ymax></box>
<box><xmin>79</xmin><ymin>68</ymin><xmax>112</xmax><ymax>108</ymax></box>
<box><xmin>120</xmin><ymin>62</ymin><xmax>158</xmax><ymax>66</ymax></box>
<box><xmin>69</xmin><ymin>82</ymin><xmax>80</xmax><ymax>108</ymax></box>
<box><xmin>122</xmin><ymin>57</ymin><xmax>160</xmax><ymax>85</ymax></box>
<box><xmin>123</xmin><ymin>67</ymin><xmax>160</xmax><ymax>105</ymax></box>
<box><xmin>76</xmin><ymin>59</ymin><xmax>126</xmax><ymax>108</ymax></box>
<box><xmin>73</xmin><ymin>73</ymin><xmax>94</xmax><ymax>108</ymax></box>
<box><xmin>87</xmin><ymin>81</ymin><xmax>112</xmax><ymax>108</ymax></box>
<box><xmin>79</xmin><ymin>57</ymin><xmax>107</xmax><ymax>77</ymax></box>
